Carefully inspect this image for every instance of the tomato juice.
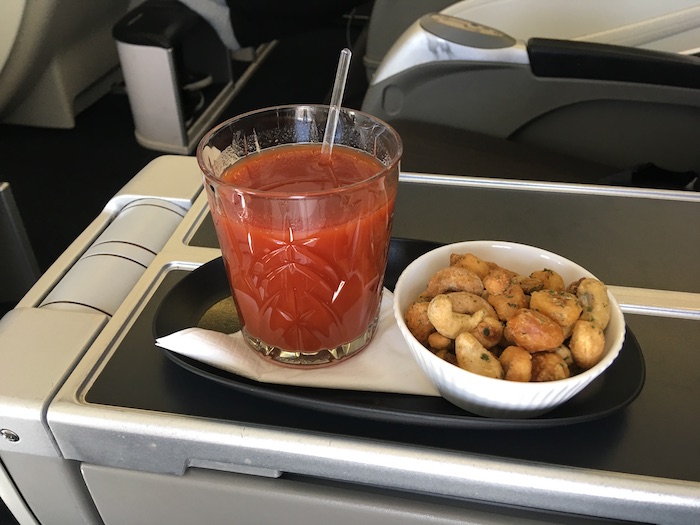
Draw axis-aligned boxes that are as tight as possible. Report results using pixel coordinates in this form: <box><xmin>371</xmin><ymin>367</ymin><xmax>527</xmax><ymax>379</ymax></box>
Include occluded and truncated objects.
<box><xmin>208</xmin><ymin>143</ymin><xmax>398</xmax><ymax>356</ymax></box>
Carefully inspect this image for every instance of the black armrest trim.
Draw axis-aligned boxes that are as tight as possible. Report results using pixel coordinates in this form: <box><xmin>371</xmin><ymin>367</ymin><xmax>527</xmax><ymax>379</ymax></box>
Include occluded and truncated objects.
<box><xmin>527</xmin><ymin>38</ymin><xmax>700</xmax><ymax>90</ymax></box>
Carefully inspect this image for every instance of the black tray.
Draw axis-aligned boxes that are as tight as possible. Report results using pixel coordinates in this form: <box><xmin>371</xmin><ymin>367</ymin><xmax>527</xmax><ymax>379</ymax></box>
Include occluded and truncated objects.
<box><xmin>154</xmin><ymin>238</ymin><xmax>645</xmax><ymax>429</ymax></box>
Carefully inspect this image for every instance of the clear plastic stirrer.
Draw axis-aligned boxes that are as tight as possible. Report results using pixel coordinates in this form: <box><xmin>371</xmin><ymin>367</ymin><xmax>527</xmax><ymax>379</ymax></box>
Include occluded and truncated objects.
<box><xmin>321</xmin><ymin>47</ymin><xmax>352</xmax><ymax>160</ymax></box>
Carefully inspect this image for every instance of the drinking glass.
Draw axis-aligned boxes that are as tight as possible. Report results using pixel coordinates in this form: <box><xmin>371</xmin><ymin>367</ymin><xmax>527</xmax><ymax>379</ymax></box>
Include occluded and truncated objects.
<box><xmin>197</xmin><ymin>105</ymin><xmax>402</xmax><ymax>366</ymax></box>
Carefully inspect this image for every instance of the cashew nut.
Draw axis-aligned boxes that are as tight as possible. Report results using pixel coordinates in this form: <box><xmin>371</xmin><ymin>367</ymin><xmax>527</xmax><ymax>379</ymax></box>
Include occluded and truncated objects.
<box><xmin>427</xmin><ymin>294</ymin><xmax>487</xmax><ymax>339</ymax></box>
<box><xmin>499</xmin><ymin>346</ymin><xmax>532</xmax><ymax>382</ymax></box>
<box><xmin>570</xmin><ymin>319</ymin><xmax>606</xmax><ymax>369</ymax></box>
<box><xmin>504</xmin><ymin>308</ymin><xmax>565</xmax><ymax>353</ymax></box>
<box><xmin>471</xmin><ymin>316</ymin><xmax>504</xmax><ymax>349</ymax></box>
<box><xmin>455</xmin><ymin>332</ymin><xmax>504</xmax><ymax>379</ymax></box>
<box><xmin>404</xmin><ymin>300</ymin><xmax>434</xmax><ymax>346</ymax></box>
<box><xmin>449</xmin><ymin>252</ymin><xmax>491</xmax><ymax>280</ymax></box>
<box><xmin>427</xmin><ymin>331</ymin><xmax>453</xmax><ymax>351</ymax></box>
<box><xmin>513</xmin><ymin>274</ymin><xmax>545</xmax><ymax>294</ymax></box>
<box><xmin>426</xmin><ymin>266</ymin><xmax>484</xmax><ymax>297</ymax></box>
<box><xmin>530</xmin><ymin>290</ymin><xmax>582</xmax><ymax>328</ymax></box>
<box><xmin>576</xmin><ymin>278</ymin><xmax>611</xmax><ymax>329</ymax></box>
<box><xmin>486</xmin><ymin>283</ymin><xmax>529</xmax><ymax>321</ymax></box>
<box><xmin>553</xmin><ymin>344</ymin><xmax>576</xmax><ymax>369</ymax></box>
<box><xmin>531</xmin><ymin>351</ymin><xmax>571</xmax><ymax>382</ymax></box>
<box><xmin>444</xmin><ymin>291</ymin><xmax>497</xmax><ymax>319</ymax></box>
<box><xmin>530</xmin><ymin>268</ymin><xmax>566</xmax><ymax>292</ymax></box>
<box><xmin>482</xmin><ymin>267</ymin><xmax>517</xmax><ymax>295</ymax></box>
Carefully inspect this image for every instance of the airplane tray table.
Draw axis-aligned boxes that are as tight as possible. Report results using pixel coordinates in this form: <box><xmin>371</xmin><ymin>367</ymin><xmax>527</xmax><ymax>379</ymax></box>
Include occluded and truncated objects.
<box><xmin>146</xmin><ymin>249</ymin><xmax>646</xmax><ymax>430</ymax></box>
<box><xmin>3</xmin><ymin>157</ymin><xmax>699</xmax><ymax>525</ymax></box>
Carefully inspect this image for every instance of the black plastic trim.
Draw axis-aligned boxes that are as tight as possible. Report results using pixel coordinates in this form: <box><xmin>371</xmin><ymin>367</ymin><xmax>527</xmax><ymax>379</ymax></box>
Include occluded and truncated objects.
<box><xmin>113</xmin><ymin>0</ymin><xmax>203</xmax><ymax>48</ymax></box>
<box><xmin>527</xmin><ymin>38</ymin><xmax>700</xmax><ymax>90</ymax></box>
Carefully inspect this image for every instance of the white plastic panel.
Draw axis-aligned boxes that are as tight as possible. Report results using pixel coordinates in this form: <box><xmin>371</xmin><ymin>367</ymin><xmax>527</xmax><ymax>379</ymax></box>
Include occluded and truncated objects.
<box><xmin>81</xmin><ymin>242</ymin><xmax>154</xmax><ymax>269</ymax></box>
<box><xmin>0</xmin><ymin>456</ymin><xmax>40</xmax><ymax>525</ymax></box>
<box><xmin>92</xmin><ymin>198</ymin><xmax>186</xmax><ymax>254</ymax></box>
<box><xmin>442</xmin><ymin>0</ymin><xmax>700</xmax><ymax>53</ymax></box>
<box><xmin>39</xmin><ymin>253</ymin><xmax>147</xmax><ymax>316</ymax></box>
<box><xmin>38</xmin><ymin>193</ymin><xmax>187</xmax><ymax>315</ymax></box>
<box><xmin>0</xmin><ymin>307</ymin><xmax>107</xmax><ymax>457</ymax></box>
<box><xmin>81</xmin><ymin>464</ymin><xmax>617</xmax><ymax>525</ymax></box>
<box><xmin>116</xmin><ymin>43</ymin><xmax>185</xmax><ymax>147</ymax></box>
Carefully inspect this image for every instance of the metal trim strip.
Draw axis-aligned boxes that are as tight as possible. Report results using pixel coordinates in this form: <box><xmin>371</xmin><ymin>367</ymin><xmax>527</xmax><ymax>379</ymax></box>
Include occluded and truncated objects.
<box><xmin>610</xmin><ymin>286</ymin><xmax>700</xmax><ymax>320</ymax></box>
<box><xmin>46</xmin><ymin>403</ymin><xmax>700</xmax><ymax>524</ymax></box>
<box><xmin>399</xmin><ymin>172</ymin><xmax>700</xmax><ymax>202</ymax></box>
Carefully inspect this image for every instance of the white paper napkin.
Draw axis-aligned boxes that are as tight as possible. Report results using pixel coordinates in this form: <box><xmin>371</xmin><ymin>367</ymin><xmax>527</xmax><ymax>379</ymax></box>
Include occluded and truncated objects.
<box><xmin>155</xmin><ymin>290</ymin><xmax>440</xmax><ymax>397</ymax></box>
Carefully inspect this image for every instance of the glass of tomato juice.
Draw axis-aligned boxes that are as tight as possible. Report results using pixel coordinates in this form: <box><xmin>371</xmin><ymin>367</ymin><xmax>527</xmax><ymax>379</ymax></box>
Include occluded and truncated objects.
<box><xmin>196</xmin><ymin>105</ymin><xmax>402</xmax><ymax>366</ymax></box>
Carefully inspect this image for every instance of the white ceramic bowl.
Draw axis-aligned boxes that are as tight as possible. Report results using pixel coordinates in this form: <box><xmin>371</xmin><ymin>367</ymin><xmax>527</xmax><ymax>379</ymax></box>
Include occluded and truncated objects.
<box><xmin>393</xmin><ymin>241</ymin><xmax>626</xmax><ymax>418</ymax></box>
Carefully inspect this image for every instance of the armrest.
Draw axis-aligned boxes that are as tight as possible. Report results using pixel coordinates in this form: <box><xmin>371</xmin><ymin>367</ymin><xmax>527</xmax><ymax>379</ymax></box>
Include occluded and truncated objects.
<box><xmin>527</xmin><ymin>38</ymin><xmax>700</xmax><ymax>90</ymax></box>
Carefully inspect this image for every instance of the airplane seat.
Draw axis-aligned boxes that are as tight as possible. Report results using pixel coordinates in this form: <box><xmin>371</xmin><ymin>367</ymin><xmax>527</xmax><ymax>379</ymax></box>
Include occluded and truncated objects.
<box><xmin>0</xmin><ymin>0</ymin><xmax>132</xmax><ymax>129</ymax></box>
<box><xmin>362</xmin><ymin>0</ymin><xmax>700</xmax><ymax>177</ymax></box>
